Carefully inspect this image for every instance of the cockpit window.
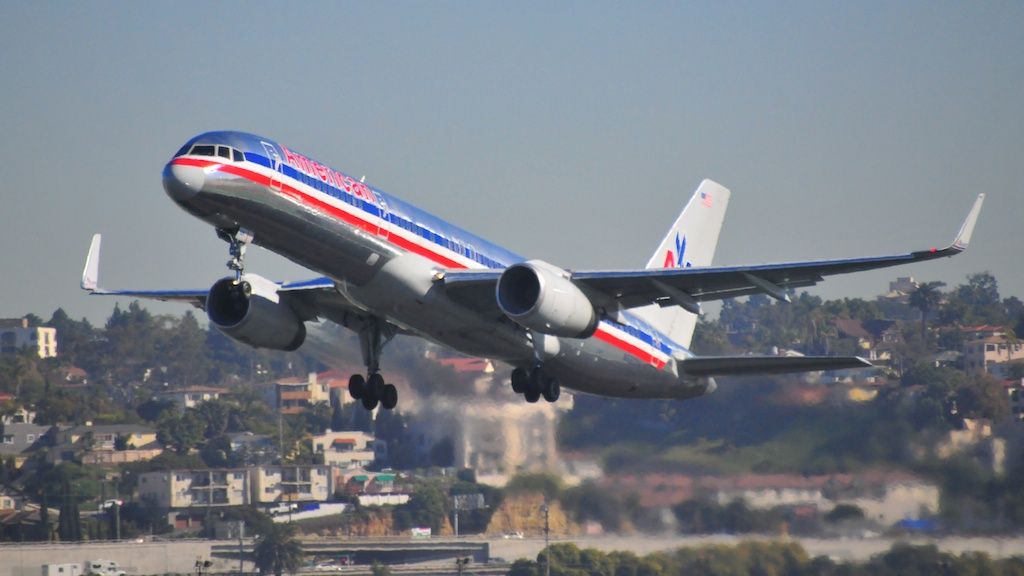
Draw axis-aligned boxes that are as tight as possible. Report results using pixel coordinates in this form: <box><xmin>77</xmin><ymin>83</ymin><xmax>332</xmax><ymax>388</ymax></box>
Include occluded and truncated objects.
<box><xmin>186</xmin><ymin>143</ymin><xmax>243</xmax><ymax>162</ymax></box>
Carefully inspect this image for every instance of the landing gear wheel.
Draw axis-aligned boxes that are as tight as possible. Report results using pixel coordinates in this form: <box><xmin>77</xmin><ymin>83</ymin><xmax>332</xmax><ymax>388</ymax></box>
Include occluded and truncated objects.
<box><xmin>542</xmin><ymin>378</ymin><xmax>560</xmax><ymax>403</ymax></box>
<box><xmin>511</xmin><ymin>368</ymin><xmax>528</xmax><ymax>394</ymax></box>
<box><xmin>368</xmin><ymin>373</ymin><xmax>385</xmax><ymax>396</ymax></box>
<box><xmin>354</xmin><ymin>318</ymin><xmax>398</xmax><ymax>410</ymax></box>
<box><xmin>381</xmin><ymin>384</ymin><xmax>398</xmax><ymax>410</ymax></box>
<box><xmin>524</xmin><ymin>389</ymin><xmax>541</xmax><ymax>403</ymax></box>
<box><xmin>361</xmin><ymin>392</ymin><xmax>379</xmax><ymax>410</ymax></box>
<box><xmin>528</xmin><ymin>368</ymin><xmax>545</xmax><ymax>396</ymax></box>
<box><xmin>348</xmin><ymin>374</ymin><xmax>366</xmax><ymax>400</ymax></box>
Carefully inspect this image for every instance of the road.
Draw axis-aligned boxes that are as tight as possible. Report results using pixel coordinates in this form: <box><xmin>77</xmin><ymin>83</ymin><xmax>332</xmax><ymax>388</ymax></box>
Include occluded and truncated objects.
<box><xmin>487</xmin><ymin>534</ymin><xmax>1024</xmax><ymax>562</ymax></box>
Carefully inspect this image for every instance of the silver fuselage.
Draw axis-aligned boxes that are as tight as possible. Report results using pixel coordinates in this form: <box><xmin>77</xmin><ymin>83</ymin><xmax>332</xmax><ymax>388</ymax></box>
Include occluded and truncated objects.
<box><xmin>163</xmin><ymin>132</ymin><xmax>712</xmax><ymax>399</ymax></box>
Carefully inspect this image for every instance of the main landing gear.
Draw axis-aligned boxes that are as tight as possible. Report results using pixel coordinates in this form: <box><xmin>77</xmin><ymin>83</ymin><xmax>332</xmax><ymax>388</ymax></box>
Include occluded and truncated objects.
<box><xmin>347</xmin><ymin>318</ymin><xmax>399</xmax><ymax>411</ymax></box>
<box><xmin>510</xmin><ymin>366</ymin><xmax>560</xmax><ymax>403</ymax></box>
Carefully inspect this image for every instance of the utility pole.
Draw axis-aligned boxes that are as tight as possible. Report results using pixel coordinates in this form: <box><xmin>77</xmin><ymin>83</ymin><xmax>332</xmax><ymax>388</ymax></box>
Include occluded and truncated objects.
<box><xmin>237</xmin><ymin>520</ymin><xmax>245</xmax><ymax>574</ymax></box>
<box><xmin>540</xmin><ymin>503</ymin><xmax>550</xmax><ymax>576</ymax></box>
<box><xmin>452</xmin><ymin>495</ymin><xmax>460</xmax><ymax>538</ymax></box>
<box><xmin>113</xmin><ymin>482</ymin><xmax>121</xmax><ymax>541</ymax></box>
<box><xmin>113</xmin><ymin>500</ymin><xmax>121</xmax><ymax>541</ymax></box>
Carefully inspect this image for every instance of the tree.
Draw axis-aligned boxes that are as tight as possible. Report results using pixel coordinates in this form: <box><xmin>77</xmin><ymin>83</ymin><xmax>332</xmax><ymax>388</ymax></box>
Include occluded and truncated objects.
<box><xmin>253</xmin><ymin>522</ymin><xmax>303</xmax><ymax>576</ymax></box>
<box><xmin>38</xmin><ymin>489</ymin><xmax>52</xmax><ymax>542</ymax></box>
<box><xmin>429</xmin><ymin>437</ymin><xmax>455</xmax><ymax>468</ymax></box>
<box><xmin>156</xmin><ymin>411</ymin><xmax>204</xmax><ymax>454</ymax></box>
<box><xmin>57</xmin><ymin>476</ymin><xmax>81</xmax><ymax>541</ymax></box>
<box><xmin>908</xmin><ymin>281</ymin><xmax>945</xmax><ymax>339</ymax></box>
<box><xmin>956</xmin><ymin>374</ymin><xmax>1011</xmax><ymax>421</ymax></box>
<box><xmin>824</xmin><ymin>504</ymin><xmax>864</xmax><ymax>523</ymax></box>
<box><xmin>1004</xmin><ymin>327</ymin><xmax>1020</xmax><ymax>364</ymax></box>
<box><xmin>396</xmin><ymin>482</ymin><xmax>449</xmax><ymax>533</ymax></box>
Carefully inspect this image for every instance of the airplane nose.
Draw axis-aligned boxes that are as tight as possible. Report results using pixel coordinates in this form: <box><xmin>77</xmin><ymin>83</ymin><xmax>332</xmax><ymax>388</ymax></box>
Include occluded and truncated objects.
<box><xmin>162</xmin><ymin>162</ymin><xmax>205</xmax><ymax>203</ymax></box>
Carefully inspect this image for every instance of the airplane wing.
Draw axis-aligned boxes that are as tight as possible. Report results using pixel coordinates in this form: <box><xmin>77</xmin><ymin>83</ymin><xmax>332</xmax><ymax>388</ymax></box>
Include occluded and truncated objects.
<box><xmin>80</xmin><ymin>234</ymin><xmax>339</xmax><ymax>319</ymax></box>
<box><xmin>442</xmin><ymin>193</ymin><xmax>984</xmax><ymax>314</ymax></box>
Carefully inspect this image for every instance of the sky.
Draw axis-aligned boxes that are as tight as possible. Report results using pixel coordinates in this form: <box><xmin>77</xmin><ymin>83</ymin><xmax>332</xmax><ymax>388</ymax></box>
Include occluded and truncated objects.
<box><xmin>1</xmin><ymin>2</ymin><xmax>1021</xmax><ymax>325</ymax></box>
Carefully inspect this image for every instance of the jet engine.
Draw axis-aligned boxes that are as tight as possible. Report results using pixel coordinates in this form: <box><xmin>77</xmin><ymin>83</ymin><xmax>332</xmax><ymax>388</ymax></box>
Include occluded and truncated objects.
<box><xmin>496</xmin><ymin>260</ymin><xmax>598</xmax><ymax>338</ymax></box>
<box><xmin>206</xmin><ymin>274</ymin><xmax>306</xmax><ymax>351</ymax></box>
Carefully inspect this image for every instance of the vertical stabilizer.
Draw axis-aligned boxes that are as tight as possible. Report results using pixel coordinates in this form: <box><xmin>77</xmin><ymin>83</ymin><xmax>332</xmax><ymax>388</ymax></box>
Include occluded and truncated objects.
<box><xmin>632</xmin><ymin>179</ymin><xmax>731</xmax><ymax>349</ymax></box>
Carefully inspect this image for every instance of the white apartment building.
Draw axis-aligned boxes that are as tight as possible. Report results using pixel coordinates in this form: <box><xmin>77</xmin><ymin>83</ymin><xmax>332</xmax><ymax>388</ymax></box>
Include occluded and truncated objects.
<box><xmin>0</xmin><ymin>318</ymin><xmax>56</xmax><ymax>358</ymax></box>
<box><xmin>311</xmin><ymin>430</ymin><xmax>382</xmax><ymax>469</ymax></box>
<box><xmin>139</xmin><ymin>469</ymin><xmax>251</xmax><ymax>508</ymax></box>
<box><xmin>251</xmin><ymin>465</ymin><xmax>332</xmax><ymax>504</ymax></box>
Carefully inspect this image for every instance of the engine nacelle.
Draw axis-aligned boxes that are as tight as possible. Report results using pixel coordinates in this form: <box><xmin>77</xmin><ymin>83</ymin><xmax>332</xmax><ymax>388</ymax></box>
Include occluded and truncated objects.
<box><xmin>206</xmin><ymin>274</ymin><xmax>306</xmax><ymax>351</ymax></box>
<box><xmin>496</xmin><ymin>260</ymin><xmax>598</xmax><ymax>338</ymax></box>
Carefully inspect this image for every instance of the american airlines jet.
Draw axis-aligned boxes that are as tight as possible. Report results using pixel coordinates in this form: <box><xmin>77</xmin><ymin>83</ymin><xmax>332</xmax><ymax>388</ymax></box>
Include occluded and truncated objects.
<box><xmin>81</xmin><ymin>131</ymin><xmax>984</xmax><ymax>411</ymax></box>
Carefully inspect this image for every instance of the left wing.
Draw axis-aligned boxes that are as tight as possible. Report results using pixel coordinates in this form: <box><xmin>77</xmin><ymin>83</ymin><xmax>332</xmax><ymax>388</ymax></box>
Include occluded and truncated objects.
<box><xmin>442</xmin><ymin>193</ymin><xmax>984</xmax><ymax>314</ymax></box>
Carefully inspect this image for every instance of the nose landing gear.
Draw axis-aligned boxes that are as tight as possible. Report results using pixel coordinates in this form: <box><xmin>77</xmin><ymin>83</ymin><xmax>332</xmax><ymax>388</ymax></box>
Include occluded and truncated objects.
<box><xmin>216</xmin><ymin>228</ymin><xmax>255</xmax><ymax>281</ymax></box>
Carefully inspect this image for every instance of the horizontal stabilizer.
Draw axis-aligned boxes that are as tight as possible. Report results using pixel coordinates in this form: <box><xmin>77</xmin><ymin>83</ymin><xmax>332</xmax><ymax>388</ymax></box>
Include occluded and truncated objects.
<box><xmin>680</xmin><ymin>355</ymin><xmax>872</xmax><ymax>376</ymax></box>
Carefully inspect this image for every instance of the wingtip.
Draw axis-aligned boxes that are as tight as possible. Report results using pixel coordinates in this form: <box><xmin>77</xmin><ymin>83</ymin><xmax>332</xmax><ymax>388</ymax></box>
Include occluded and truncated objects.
<box><xmin>951</xmin><ymin>193</ymin><xmax>985</xmax><ymax>251</ymax></box>
<box><xmin>81</xmin><ymin>233</ymin><xmax>101</xmax><ymax>292</ymax></box>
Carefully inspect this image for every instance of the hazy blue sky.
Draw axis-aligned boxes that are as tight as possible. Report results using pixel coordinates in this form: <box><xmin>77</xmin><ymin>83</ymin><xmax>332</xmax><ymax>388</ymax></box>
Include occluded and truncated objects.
<box><xmin>1</xmin><ymin>2</ymin><xmax>1021</xmax><ymax>324</ymax></box>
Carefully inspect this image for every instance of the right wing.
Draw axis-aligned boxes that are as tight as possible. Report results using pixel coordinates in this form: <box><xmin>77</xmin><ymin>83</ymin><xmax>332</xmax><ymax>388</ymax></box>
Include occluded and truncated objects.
<box><xmin>80</xmin><ymin>234</ymin><xmax>357</xmax><ymax>325</ymax></box>
<box><xmin>81</xmin><ymin>234</ymin><xmax>210</xmax><ymax>308</ymax></box>
<box><xmin>440</xmin><ymin>193</ymin><xmax>984</xmax><ymax>316</ymax></box>
<box><xmin>570</xmin><ymin>193</ymin><xmax>984</xmax><ymax>310</ymax></box>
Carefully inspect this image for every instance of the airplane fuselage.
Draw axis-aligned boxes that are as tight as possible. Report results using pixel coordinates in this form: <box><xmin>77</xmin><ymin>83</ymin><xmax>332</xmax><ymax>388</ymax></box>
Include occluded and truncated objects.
<box><xmin>163</xmin><ymin>131</ymin><xmax>712</xmax><ymax>399</ymax></box>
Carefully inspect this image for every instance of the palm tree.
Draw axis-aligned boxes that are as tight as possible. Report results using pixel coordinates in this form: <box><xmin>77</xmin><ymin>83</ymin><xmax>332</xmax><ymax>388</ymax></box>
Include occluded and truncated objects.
<box><xmin>909</xmin><ymin>281</ymin><xmax>946</xmax><ymax>339</ymax></box>
<box><xmin>1004</xmin><ymin>327</ymin><xmax>1020</xmax><ymax>364</ymax></box>
<box><xmin>253</xmin><ymin>522</ymin><xmax>303</xmax><ymax>576</ymax></box>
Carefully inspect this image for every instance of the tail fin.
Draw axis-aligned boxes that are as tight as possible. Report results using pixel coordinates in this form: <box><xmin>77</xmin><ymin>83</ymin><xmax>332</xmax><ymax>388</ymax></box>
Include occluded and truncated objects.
<box><xmin>632</xmin><ymin>179</ymin><xmax>731</xmax><ymax>349</ymax></box>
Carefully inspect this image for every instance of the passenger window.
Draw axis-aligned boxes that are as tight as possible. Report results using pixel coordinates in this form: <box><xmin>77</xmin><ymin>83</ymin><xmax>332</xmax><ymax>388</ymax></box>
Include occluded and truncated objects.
<box><xmin>191</xmin><ymin>145</ymin><xmax>215</xmax><ymax>156</ymax></box>
<box><xmin>217</xmin><ymin>146</ymin><xmax>231</xmax><ymax>159</ymax></box>
<box><xmin>233</xmin><ymin>149</ymin><xmax>244</xmax><ymax>162</ymax></box>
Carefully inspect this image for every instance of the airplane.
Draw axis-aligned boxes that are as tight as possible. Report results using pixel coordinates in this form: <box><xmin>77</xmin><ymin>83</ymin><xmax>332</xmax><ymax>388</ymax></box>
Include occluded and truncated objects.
<box><xmin>80</xmin><ymin>131</ymin><xmax>985</xmax><ymax>411</ymax></box>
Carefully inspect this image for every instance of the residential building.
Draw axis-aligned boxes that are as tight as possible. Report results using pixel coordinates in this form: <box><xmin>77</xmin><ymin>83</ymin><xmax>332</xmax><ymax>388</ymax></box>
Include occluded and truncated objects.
<box><xmin>1009</xmin><ymin>380</ymin><xmax>1024</xmax><ymax>422</ymax></box>
<box><xmin>0</xmin><ymin>486</ymin><xmax>24</xmax><ymax>511</ymax></box>
<box><xmin>834</xmin><ymin>318</ymin><xmax>903</xmax><ymax>363</ymax></box>
<box><xmin>963</xmin><ymin>334</ymin><xmax>1024</xmax><ymax>376</ymax></box>
<box><xmin>408</xmin><ymin>392</ymin><xmax>570</xmax><ymax>485</ymax></box>
<box><xmin>226</xmin><ymin>432</ymin><xmax>276</xmax><ymax>465</ymax></box>
<box><xmin>608</xmin><ymin>472</ymin><xmax>940</xmax><ymax>526</ymax></box>
<box><xmin>936</xmin><ymin>418</ymin><xmax>1007</xmax><ymax>474</ymax></box>
<box><xmin>273</xmin><ymin>373</ymin><xmax>331</xmax><ymax>414</ymax></box>
<box><xmin>340</xmin><ymin>471</ymin><xmax>408</xmax><ymax>505</ymax></box>
<box><xmin>138</xmin><ymin>468</ymin><xmax>251</xmax><ymax>509</ymax></box>
<box><xmin>0</xmin><ymin>422</ymin><xmax>50</xmax><ymax>468</ymax></box>
<box><xmin>48</xmin><ymin>423</ymin><xmax>159</xmax><ymax>464</ymax></box>
<box><xmin>154</xmin><ymin>386</ymin><xmax>229</xmax><ymax>411</ymax></box>
<box><xmin>889</xmin><ymin>276</ymin><xmax>919</xmax><ymax>296</ymax></box>
<box><xmin>1</xmin><ymin>407</ymin><xmax>36</xmax><ymax>425</ymax></box>
<box><xmin>251</xmin><ymin>465</ymin><xmax>332</xmax><ymax>503</ymax></box>
<box><xmin>312</xmin><ymin>430</ymin><xmax>383</xmax><ymax>469</ymax></box>
<box><xmin>81</xmin><ymin>445</ymin><xmax>164</xmax><ymax>466</ymax></box>
<box><xmin>700</xmin><ymin>472</ymin><xmax>939</xmax><ymax>526</ymax></box>
<box><xmin>0</xmin><ymin>318</ymin><xmax>56</xmax><ymax>358</ymax></box>
<box><xmin>57</xmin><ymin>423</ymin><xmax>157</xmax><ymax>451</ymax></box>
